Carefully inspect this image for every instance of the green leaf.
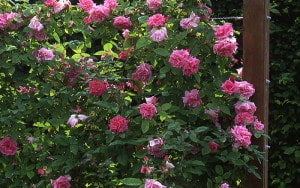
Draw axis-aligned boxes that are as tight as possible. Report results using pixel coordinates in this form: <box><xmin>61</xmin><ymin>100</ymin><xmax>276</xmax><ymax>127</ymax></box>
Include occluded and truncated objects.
<box><xmin>136</xmin><ymin>37</ymin><xmax>151</xmax><ymax>49</ymax></box>
<box><xmin>154</xmin><ymin>48</ymin><xmax>170</xmax><ymax>56</ymax></box>
<box><xmin>189</xmin><ymin>131</ymin><xmax>199</xmax><ymax>143</ymax></box>
<box><xmin>206</xmin><ymin>178</ymin><xmax>213</xmax><ymax>188</ymax></box>
<box><xmin>175</xmin><ymin>31</ymin><xmax>187</xmax><ymax>41</ymax></box>
<box><xmin>141</xmin><ymin>120</ymin><xmax>149</xmax><ymax>133</ymax></box>
<box><xmin>215</xmin><ymin>165</ymin><xmax>224</xmax><ymax>175</ymax></box>
<box><xmin>161</xmin><ymin>103</ymin><xmax>172</xmax><ymax>111</ymax></box>
<box><xmin>194</xmin><ymin>126</ymin><xmax>209</xmax><ymax>133</ymax></box>
<box><xmin>53</xmin><ymin>32</ymin><xmax>60</xmax><ymax>43</ymax></box>
<box><xmin>103</xmin><ymin>43</ymin><xmax>113</xmax><ymax>51</ymax></box>
<box><xmin>121</xmin><ymin>178</ymin><xmax>142</xmax><ymax>186</ymax></box>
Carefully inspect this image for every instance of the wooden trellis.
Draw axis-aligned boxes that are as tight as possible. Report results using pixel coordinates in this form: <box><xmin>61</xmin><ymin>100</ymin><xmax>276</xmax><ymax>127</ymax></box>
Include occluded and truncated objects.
<box><xmin>243</xmin><ymin>0</ymin><xmax>269</xmax><ymax>187</ymax></box>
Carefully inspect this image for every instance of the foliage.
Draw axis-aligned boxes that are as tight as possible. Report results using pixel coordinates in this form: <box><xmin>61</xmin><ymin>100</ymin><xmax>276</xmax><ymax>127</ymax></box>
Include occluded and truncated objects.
<box><xmin>0</xmin><ymin>0</ymin><xmax>266</xmax><ymax>187</ymax></box>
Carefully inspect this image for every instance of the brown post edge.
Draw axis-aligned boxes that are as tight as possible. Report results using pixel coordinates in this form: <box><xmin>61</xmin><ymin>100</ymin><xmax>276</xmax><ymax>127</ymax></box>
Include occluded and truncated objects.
<box><xmin>242</xmin><ymin>0</ymin><xmax>269</xmax><ymax>188</ymax></box>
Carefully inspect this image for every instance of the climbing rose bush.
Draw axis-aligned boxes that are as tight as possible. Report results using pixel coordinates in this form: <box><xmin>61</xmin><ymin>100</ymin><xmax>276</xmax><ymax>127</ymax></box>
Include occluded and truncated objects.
<box><xmin>0</xmin><ymin>0</ymin><xmax>267</xmax><ymax>187</ymax></box>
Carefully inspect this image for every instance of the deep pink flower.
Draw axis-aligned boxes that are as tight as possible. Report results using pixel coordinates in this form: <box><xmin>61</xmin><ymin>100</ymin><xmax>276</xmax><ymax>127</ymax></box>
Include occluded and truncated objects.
<box><xmin>234</xmin><ymin>112</ymin><xmax>254</xmax><ymax>125</ymax></box>
<box><xmin>253</xmin><ymin>119</ymin><xmax>264</xmax><ymax>131</ymax></box>
<box><xmin>213</xmin><ymin>38</ymin><xmax>238</xmax><ymax>57</ymax></box>
<box><xmin>231</xmin><ymin>125</ymin><xmax>252</xmax><ymax>149</ymax></box>
<box><xmin>147</xmin><ymin>138</ymin><xmax>165</xmax><ymax>158</ymax></box>
<box><xmin>0</xmin><ymin>12</ymin><xmax>23</xmax><ymax>30</ymax></box>
<box><xmin>51</xmin><ymin>175</ymin><xmax>71</xmax><ymax>188</ymax></box>
<box><xmin>118</xmin><ymin>51</ymin><xmax>129</xmax><ymax>60</ymax></box>
<box><xmin>132</xmin><ymin>63</ymin><xmax>152</xmax><ymax>83</ymax></box>
<box><xmin>169</xmin><ymin>49</ymin><xmax>190</xmax><ymax>68</ymax></box>
<box><xmin>28</xmin><ymin>16</ymin><xmax>44</xmax><ymax>31</ymax></box>
<box><xmin>139</xmin><ymin>103</ymin><xmax>157</xmax><ymax>119</ymax></box>
<box><xmin>221</xmin><ymin>79</ymin><xmax>239</xmax><ymax>95</ymax></box>
<box><xmin>180</xmin><ymin>12</ymin><xmax>200</xmax><ymax>30</ymax></box>
<box><xmin>67</xmin><ymin>114</ymin><xmax>88</xmax><ymax>128</ymax></box>
<box><xmin>214</xmin><ymin>23</ymin><xmax>233</xmax><ymax>40</ymax></box>
<box><xmin>89</xmin><ymin>5</ymin><xmax>110</xmax><ymax>23</ymax></box>
<box><xmin>147</xmin><ymin>14</ymin><xmax>166</xmax><ymax>28</ymax></box>
<box><xmin>140</xmin><ymin>165</ymin><xmax>154</xmax><ymax>174</ymax></box>
<box><xmin>149</xmin><ymin>26</ymin><xmax>168</xmax><ymax>42</ymax></box>
<box><xmin>89</xmin><ymin>79</ymin><xmax>107</xmax><ymax>96</ymax></box>
<box><xmin>234</xmin><ymin>101</ymin><xmax>256</xmax><ymax>115</ymax></box>
<box><xmin>104</xmin><ymin>0</ymin><xmax>118</xmax><ymax>11</ymax></box>
<box><xmin>183</xmin><ymin>89</ymin><xmax>202</xmax><ymax>108</ymax></box>
<box><xmin>235</xmin><ymin>81</ymin><xmax>255</xmax><ymax>99</ymax></box>
<box><xmin>44</xmin><ymin>0</ymin><xmax>57</xmax><ymax>7</ymax></box>
<box><xmin>182</xmin><ymin>56</ymin><xmax>200</xmax><ymax>76</ymax></box>
<box><xmin>0</xmin><ymin>136</ymin><xmax>18</xmax><ymax>156</ymax></box>
<box><xmin>208</xmin><ymin>141</ymin><xmax>219</xmax><ymax>151</ymax></box>
<box><xmin>113</xmin><ymin>16</ymin><xmax>132</xmax><ymax>30</ymax></box>
<box><xmin>33</xmin><ymin>48</ymin><xmax>55</xmax><ymax>62</ymax></box>
<box><xmin>147</xmin><ymin>0</ymin><xmax>162</xmax><ymax>11</ymax></box>
<box><xmin>145</xmin><ymin>179</ymin><xmax>167</xmax><ymax>188</ymax></box>
<box><xmin>220</xmin><ymin>183</ymin><xmax>230</xmax><ymax>188</ymax></box>
<box><xmin>108</xmin><ymin>115</ymin><xmax>129</xmax><ymax>133</ymax></box>
<box><xmin>37</xmin><ymin>168</ymin><xmax>45</xmax><ymax>175</ymax></box>
<box><xmin>78</xmin><ymin>0</ymin><xmax>95</xmax><ymax>12</ymax></box>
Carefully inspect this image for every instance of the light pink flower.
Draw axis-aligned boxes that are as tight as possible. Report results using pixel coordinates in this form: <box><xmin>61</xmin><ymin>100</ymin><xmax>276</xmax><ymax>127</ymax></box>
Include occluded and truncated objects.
<box><xmin>108</xmin><ymin>115</ymin><xmax>129</xmax><ymax>133</ymax></box>
<box><xmin>122</xmin><ymin>29</ymin><xmax>130</xmax><ymax>38</ymax></box>
<box><xmin>180</xmin><ymin>12</ymin><xmax>200</xmax><ymax>30</ymax></box>
<box><xmin>0</xmin><ymin>12</ymin><xmax>23</xmax><ymax>30</ymax></box>
<box><xmin>147</xmin><ymin>14</ymin><xmax>166</xmax><ymax>28</ymax></box>
<box><xmin>213</xmin><ymin>37</ymin><xmax>238</xmax><ymax>57</ymax></box>
<box><xmin>67</xmin><ymin>114</ymin><xmax>88</xmax><ymax>128</ymax></box>
<box><xmin>145</xmin><ymin>96</ymin><xmax>159</xmax><ymax>106</ymax></box>
<box><xmin>26</xmin><ymin>29</ymin><xmax>47</xmax><ymax>41</ymax></box>
<box><xmin>183</xmin><ymin>89</ymin><xmax>202</xmax><ymax>108</ymax></box>
<box><xmin>33</xmin><ymin>48</ymin><xmax>55</xmax><ymax>62</ymax></box>
<box><xmin>198</xmin><ymin>3</ymin><xmax>212</xmax><ymax>21</ymax></box>
<box><xmin>221</xmin><ymin>79</ymin><xmax>238</xmax><ymax>95</ymax></box>
<box><xmin>0</xmin><ymin>136</ymin><xmax>18</xmax><ymax>156</ymax></box>
<box><xmin>235</xmin><ymin>81</ymin><xmax>255</xmax><ymax>99</ymax></box>
<box><xmin>147</xmin><ymin>137</ymin><xmax>165</xmax><ymax>158</ymax></box>
<box><xmin>234</xmin><ymin>112</ymin><xmax>254</xmax><ymax>125</ymax></box>
<box><xmin>132</xmin><ymin>63</ymin><xmax>152</xmax><ymax>83</ymax></box>
<box><xmin>208</xmin><ymin>141</ymin><xmax>219</xmax><ymax>151</ymax></box>
<box><xmin>113</xmin><ymin>16</ymin><xmax>132</xmax><ymax>30</ymax></box>
<box><xmin>149</xmin><ymin>26</ymin><xmax>168</xmax><ymax>42</ymax></box>
<box><xmin>140</xmin><ymin>165</ymin><xmax>155</xmax><ymax>174</ymax></box>
<box><xmin>28</xmin><ymin>16</ymin><xmax>44</xmax><ymax>31</ymax></box>
<box><xmin>89</xmin><ymin>79</ymin><xmax>107</xmax><ymax>96</ymax></box>
<box><xmin>146</xmin><ymin>0</ymin><xmax>162</xmax><ymax>11</ymax></box>
<box><xmin>139</xmin><ymin>103</ymin><xmax>157</xmax><ymax>119</ymax></box>
<box><xmin>169</xmin><ymin>49</ymin><xmax>190</xmax><ymax>68</ymax></box>
<box><xmin>182</xmin><ymin>56</ymin><xmax>200</xmax><ymax>76</ymax></box>
<box><xmin>104</xmin><ymin>0</ymin><xmax>118</xmax><ymax>11</ymax></box>
<box><xmin>51</xmin><ymin>175</ymin><xmax>71</xmax><ymax>188</ymax></box>
<box><xmin>89</xmin><ymin>5</ymin><xmax>110</xmax><ymax>23</ymax></box>
<box><xmin>205</xmin><ymin>108</ymin><xmax>220</xmax><ymax>127</ymax></box>
<box><xmin>253</xmin><ymin>119</ymin><xmax>264</xmax><ymax>131</ymax></box>
<box><xmin>214</xmin><ymin>23</ymin><xmax>234</xmax><ymax>40</ymax></box>
<box><xmin>53</xmin><ymin>0</ymin><xmax>71</xmax><ymax>14</ymax></box>
<box><xmin>234</xmin><ymin>101</ymin><xmax>256</xmax><ymax>114</ymax></box>
<box><xmin>220</xmin><ymin>183</ymin><xmax>230</xmax><ymax>188</ymax></box>
<box><xmin>145</xmin><ymin>179</ymin><xmax>167</xmax><ymax>188</ymax></box>
<box><xmin>165</xmin><ymin>160</ymin><xmax>175</xmax><ymax>169</ymax></box>
<box><xmin>231</xmin><ymin>125</ymin><xmax>252</xmax><ymax>149</ymax></box>
<box><xmin>78</xmin><ymin>0</ymin><xmax>95</xmax><ymax>12</ymax></box>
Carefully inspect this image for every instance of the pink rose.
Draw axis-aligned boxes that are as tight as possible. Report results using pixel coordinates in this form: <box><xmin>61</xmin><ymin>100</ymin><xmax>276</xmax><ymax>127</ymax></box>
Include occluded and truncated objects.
<box><xmin>149</xmin><ymin>27</ymin><xmax>168</xmax><ymax>42</ymax></box>
<box><xmin>122</xmin><ymin>29</ymin><xmax>130</xmax><ymax>38</ymax></box>
<box><xmin>253</xmin><ymin>119</ymin><xmax>264</xmax><ymax>131</ymax></box>
<box><xmin>53</xmin><ymin>0</ymin><xmax>71</xmax><ymax>14</ymax></box>
<box><xmin>0</xmin><ymin>136</ymin><xmax>18</xmax><ymax>156</ymax></box>
<box><xmin>37</xmin><ymin>168</ymin><xmax>45</xmax><ymax>175</ymax></box>
<box><xmin>113</xmin><ymin>16</ymin><xmax>132</xmax><ymax>30</ymax></box>
<box><xmin>108</xmin><ymin>115</ymin><xmax>129</xmax><ymax>133</ymax></box>
<box><xmin>183</xmin><ymin>89</ymin><xmax>202</xmax><ymax>108</ymax></box>
<box><xmin>140</xmin><ymin>165</ymin><xmax>154</xmax><ymax>174</ymax></box>
<box><xmin>208</xmin><ymin>141</ymin><xmax>219</xmax><ymax>151</ymax></box>
<box><xmin>145</xmin><ymin>96</ymin><xmax>159</xmax><ymax>106</ymax></box>
<box><xmin>213</xmin><ymin>38</ymin><xmax>238</xmax><ymax>57</ymax></box>
<box><xmin>118</xmin><ymin>51</ymin><xmax>129</xmax><ymax>60</ymax></box>
<box><xmin>147</xmin><ymin>137</ymin><xmax>165</xmax><ymax>158</ymax></box>
<box><xmin>235</xmin><ymin>81</ymin><xmax>255</xmax><ymax>99</ymax></box>
<box><xmin>169</xmin><ymin>49</ymin><xmax>190</xmax><ymax>68</ymax></box>
<box><xmin>78</xmin><ymin>0</ymin><xmax>95</xmax><ymax>12</ymax></box>
<box><xmin>28</xmin><ymin>16</ymin><xmax>44</xmax><ymax>31</ymax></box>
<box><xmin>214</xmin><ymin>23</ymin><xmax>233</xmax><ymax>40</ymax></box>
<box><xmin>33</xmin><ymin>47</ymin><xmax>55</xmax><ymax>62</ymax></box>
<box><xmin>139</xmin><ymin>103</ymin><xmax>157</xmax><ymax>119</ymax></box>
<box><xmin>231</xmin><ymin>125</ymin><xmax>252</xmax><ymax>149</ymax></box>
<box><xmin>234</xmin><ymin>101</ymin><xmax>256</xmax><ymax>114</ymax></box>
<box><xmin>89</xmin><ymin>5</ymin><xmax>110</xmax><ymax>23</ymax></box>
<box><xmin>104</xmin><ymin>0</ymin><xmax>118</xmax><ymax>11</ymax></box>
<box><xmin>234</xmin><ymin>112</ymin><xmax>254</xmax><ymax>125</ymax></box>
<box><xmin>26</xmin><ymin>29</ymin><xmax>47</xmax><ymax>41</ymax></box>
<box><xmin>51</xmin><ymin>175</ymin><xmax>71</xmax><ymax>188</ymax></box>
<box><xmin>221</xmin><ymin>79</ymin><xmax>238</xmax><ymax>95</ymax></box>
<box><xmin>182</xmin><ymin>56</ymin><xmax>200</xmax><ymax>76</ymax></box>
<box><xmin>145</xmin><ymin>179</ymin><xmax>167</xmax><ymax>188</ymax></box>
<box><xmin>89</xmin><ymin>79</ymin><xmax>108</xmax><ymax>96</ymax></box>
<box><xmin>198</xmin><ymin>3</ymin><xmax>212</xmax><ymax>21</ymax></box>
<box><xmin>67</xmin><ymin>114</ymin><xmax>88</xmax><ymax>128</ymax></box>
<box><xmin>147</xmin><ymin>0</ymin><xmax>162</xmax><ymax>11</ymax></box>
<box><xmin>220</xmin><ymin>183</ymin><xmax>230</xmax><ymax>188</ymax></box>
<box><xmin>180</xmin><ymin>12</ymin><xmax>200</xmax><ymax>30</ymax></box>
<box><xmin>147</xmin><ymin>14</ymin><xmax>166</xmax><ymax>28</ymax></box>
<box><xmin>205</xmin><ymin>108</ymin><xmax>220</xmax><ymax>127</ymax></box>
<box><xmin>132</xmin><ymin>63</ymin><xmax>152</xmax><ymax>83</ymax></box>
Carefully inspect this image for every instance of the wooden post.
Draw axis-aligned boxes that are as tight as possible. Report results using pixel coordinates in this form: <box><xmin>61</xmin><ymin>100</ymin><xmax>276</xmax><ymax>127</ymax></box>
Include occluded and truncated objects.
<box><xmin>243</xmin><ymin>0</ymin><xmax>269</xmax><ymax>187</ymax></box>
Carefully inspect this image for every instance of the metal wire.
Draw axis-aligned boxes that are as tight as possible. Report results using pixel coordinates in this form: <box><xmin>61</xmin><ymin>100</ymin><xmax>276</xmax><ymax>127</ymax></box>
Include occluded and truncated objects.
<box><xmin>211</xmin><ymin>16</ymin><xmax>243</xmax><ymax>21</ymax></box>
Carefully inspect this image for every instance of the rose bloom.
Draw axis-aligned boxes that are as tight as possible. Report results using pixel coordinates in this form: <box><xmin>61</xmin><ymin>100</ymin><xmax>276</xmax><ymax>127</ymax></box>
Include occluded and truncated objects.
<box><xmin>234</xmin><ymin>112</ymin><xmax>254</xmax><ymax>125</ymax></box>
<box><xmin>118</xmin><ymin>51</ymin><xmax>129</xmax><ymax>60</ymax></box>
<box><xmin>122</xmin><ymin>29</ymin><xmax>130</xmax><ymax>38</ymax></box>
<box><xmin>149</xmin><ymin>26</ymin><xmax>168</xmax><ymax>42</ymax></box>
<box><xmin>231</xmin><ymin>125</ymin><xmax>252</xmax><ymax>149</ymax></box>
<box><xmin>33</xmin><ymin>47</ymin><xmax>55</xmax><ymax>62</ymax></box>
<box><xmin>220</xmin><ymin>183</ymin><xmax>230</xmax><ymax>188</ymax></box>
<box><xmin>0</xmin><ymin>136</ymin><xmax>18</xmax><ymax>156</ymax></box>
<box><xmin>182</xmin><ymin>56</ymin><xmax>200</xmax><ymax>76</ymax></box>
<box><xmin>235</xmin><ymin>81</ymin><xmax>255</xmax><ymax>99</ymax></box>
<box><xmin>198</xmin><ymin>3</ymin><xmax>212</xmax><ymax>21</ymax></box>
<box><xmin>1</xmin><ymin>12</ymin><xmax>22</xmax><ymax>30</ymax></box>
<box><xmin>140</xmin><ymin>165</ymin><xmax>155</xmax><ymax>174</ymax></box>
<box><xmin>139</xmin><ymin>103</ymin><xmax>157</xmax><ymax>119</ymax></box>
<box><xmin>78</xmin><ymin>0</ymin><xmax>95</xmax><ymax>12</ymax></box>
<box><xmin>180</xmin><ymin>12</ymin><xmax>200</xmax><ymax>30</ymax></box>
<box><xmin>53</xmin><ymin>0</ymin><xmax>71</xmax><ymax>14</ymax></box>
<box><xmin>132</xmin><ymin>63</ymin><xmax>152</xmax><ymax>83</ymax></box>
<box><xmin>104</xmin><ymin>0</ymin><xmax>118</xmax><ymax>11</ymax></box>
<box><xmin>113</xmin><ymin>16</ymin><xmax>132</xmax><ymax>30</ymax></box>
<box><xmin>147</xmin><ymin>0</ymin><xmax>162</xmax><ymax>11</ymax></box>
<box><xmin>145</xmin><ymin>96</ymin><xmax>159</xmax><ymax>106</ymax></box>
<box><xmin>253</xmin><ymin>119</ymin><xmax>264</xmax><ymax>131</ymax></box>
<box><xmin>44</xmin><ymin>0</ymin><xmax>57</xmax><ymax>7</ymax></box>
<box><xmin>26</xmin><ymin>29</ymin><xmax>47</xmax><ymax>41</ymax></box>
<box><xmin>213</xmin><ymin>38</ymin><xmax>238</xmax><ymax>57</ymax></box>
<box><xmin>89</xmin><ymin>5</ymin><xmax>110</xmax><ymax>23</ymax></box>
<box><xmin>28</xmin><ymin>16</ymin><xmax>44</xmax><ymax>31</ymax></box>
<box><xmin>183</xmin><ymin>89</ymin><xmax>202</xmax><ymax>108</ymax></box>
<box><xmin>147</xmin><ymin>137</ymin><xmax>165</xmax><ymax>158</ymax></box>
<box><xmin>51</xmin><ymin>175</ymin><xmax>71</xmax><ymax>188</ymax></box>
<box><xmin>145</xmin><ymin>179</ymin><xmax>167</xmax><ymax>188</ymax></box>
<box><xmin>108</xmin><ymin>115</ymin><xmax>129</xmax><ymax>133</ymax></box>
<box><xmin>234</xmin><ymin>101</ymin><xmax>256</xmax><ymax>115</ymax></box>
<box><xmin>37</xmin><ymin>168</ymin><xmax>45</xmax><ymax>175</ymax></box>
<box><xmin>214</xmin><ymin>23</ymin><xmax>234</xmax><ymax>40</ymax></box>
<box><xmin>147</xmin><ymin>14</ymin><xmax>166</xmax><ymax>28</ymax></box>
<box><xmin>169</xmin><ymin>49</ymin><xmax>190</xmax><ymax>68</ymax></box>
<box><xmin>208</xmin><ymin>141</ymin><xmax>219</xmax><ymax>151</ymax></box>
<box><xmin>221</xmin><ymin>79</ymin><xmax>239</xmax><ymax>95</ymax></box>
<box><xmin>89</xmin><ymin>79</ymin><xmax>107</xmax><ymax>96</ymax></box>
<box><xmin>205</xmin><ymin>108</ymin><xmax>220</xmax><ymax>127</ymax></box>
<box><xmin>67</xmin><ymin>114</ymin><xmax>88</xmax><ymax>128</ymax></box>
